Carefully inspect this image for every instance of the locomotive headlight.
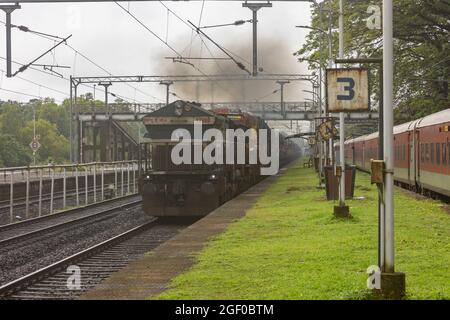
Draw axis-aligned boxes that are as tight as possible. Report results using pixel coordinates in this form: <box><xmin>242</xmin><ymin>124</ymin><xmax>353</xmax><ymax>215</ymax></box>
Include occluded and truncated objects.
<box><xmin>208</xmin><ymin>174</ymin><xmax>218</xmax><ymax>181</ymax></box>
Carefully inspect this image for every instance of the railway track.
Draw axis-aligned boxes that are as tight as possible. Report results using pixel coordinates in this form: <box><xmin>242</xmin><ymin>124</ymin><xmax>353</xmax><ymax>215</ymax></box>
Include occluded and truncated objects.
<box><xmin>0</xmin><ymin>219</ymin><xmax>184</xmax><ymax>300</ymax></box>
<box><xmin>0</xmin><ymin>195</ymin><xmax>142</xmax><ymax>247</ymax></box>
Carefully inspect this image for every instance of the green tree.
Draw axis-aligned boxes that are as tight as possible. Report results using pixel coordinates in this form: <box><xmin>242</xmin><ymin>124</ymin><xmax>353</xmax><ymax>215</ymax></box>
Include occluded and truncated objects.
<box><xmin>0</xmin><ymin>133</ymin><xmax>31</xmax><ymax>167</ymax></box>
<box><xmin>0</xmin><ymin>102</ymin><xmax>27</xmax><ymax>138</ymax></box>
<box><xmin>36</xmin><ymin>99</ymin><xmax>70</xmax><ymax>138</ymax></box>
<box><xmin>295</xmin><ymin>0</ymin><xmax>449</xmax><ymax>125</ymax></box>
<box><xmin>20</xmin><ymin>119</ymin><xmax>69</xmax><ymax>163</ymax></box>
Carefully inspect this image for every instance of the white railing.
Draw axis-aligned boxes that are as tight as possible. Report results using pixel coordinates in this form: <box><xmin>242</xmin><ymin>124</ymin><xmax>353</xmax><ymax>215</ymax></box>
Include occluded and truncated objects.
<box><xmin>0</xmin><ymin>161</ymin><xmax>143</xmax><ymax>225</ymax></box>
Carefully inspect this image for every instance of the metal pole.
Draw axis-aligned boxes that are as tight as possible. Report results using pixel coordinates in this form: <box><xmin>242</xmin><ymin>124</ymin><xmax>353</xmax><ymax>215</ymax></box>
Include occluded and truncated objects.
<box><xmin>79</xmin><ymin>119</ymin><xmax>83</xmax><ymax>163</ymax></box>
<box><xmin>25</xmin><ymin>169</ymin><xmax>30</xmax><ymax>219</ymax></box>
<box><xmin>133</xmin><ymin>162</ymin><xmax>136</xmax><ymax>194</ymax></box>
<box><xmin>242</xmin><ymin>2</ymin><xmax>271</xmax><ymax>76</ymax></box>
<box><xmin>50</xmin><ymin>167</ymin><xmax>54</xmax><ymax>214</ymax></box>
<box><xmin>160</xmin><ymin>81</ymin><xmax>173</xmax><ymax>105</ymax></box>
<box><xmin>93</xmin><ymin>164</ymin><xmax>97</xmax><ymax>203</ymax></box>
<box><xmin>99</xmin><ymin>82</ymin><xmax>111</xmax><ymax>161</ymax></box>
<box><xmin>252</xmin><ymin>9</ymin><xmax>258</xmax><ymax>76</ymax></box>
<box><xmin>38</xmin><ymin>169</ymin><xmax>43</xmax><ymax>217</ymax></box>
<box><xmin>121</xmin><ymin>164</ymin><xmax>124</xmax><ymax>196</ymax></box>
<box><xmin>85</xmin><ymin>167</ymin><xmax>88</xmax><ymax>205</ymax></box>
<box><xmin>9</xmin><ymin>171</ymin><xmax>13</xmax><ymax>223</ymax></box>
<box><xmin>383</xmin><ymin>0</ymin><xmax>395</xmax><ymax>273</ymax></box>
<box><xmin>101</xmin><ymin>166</ymin><xmax>105</xmax><ymax>201</ymax></box>
<box><xmin>74</xmin><ymin>84</ymin><xmax>79</xmax><ymax>163</ymax></box>
<box><xmin>115</xmin><ymin>164</ymin><xmax>118</xmax><ymax>198</ymax></box>
<box><xmin>166</xmin><ymin>84</ymin><xmax>170</xmax><ymax>105</ymax></box>
<box><xmin>5</xmin><ymin>11</ymin><xmax>12</xmax><ymax>77</ymax></box>
<box><xmin>75</xmin><ymin>167</ymin><xmax>79</xmax><ymax>206</ymax></box>
<box><xmin>379</xmin><ymin>63</ymin><xmax>384</xmax><ymax>270</ymax></box>
<box><xmin>127</xmin><ymin>163</ymin><xmax>130</xmax><ymax>194</ymax></box>
<box><xmin>1</xmin><ymin>5</ymin><xmax>20</xmax><ymax>78</ymax></box>
<box><xmin>338</xmin><ymin>0</ymin><xmax>346</xmax><ymax>207</ymax></box>
<box><xmin>69</xmin><ymin>77</ymin><xmax>73</xmax><ymax>163</ymax></box>
<box><xmin>63</xmin><ymin>168</ymin><xmax>66</xmax><ymax>209</ymax></box>
<box><xmin>328</xmin><ymin>15</ymin><xmax>334</xmax><ymax>166</ymax></box>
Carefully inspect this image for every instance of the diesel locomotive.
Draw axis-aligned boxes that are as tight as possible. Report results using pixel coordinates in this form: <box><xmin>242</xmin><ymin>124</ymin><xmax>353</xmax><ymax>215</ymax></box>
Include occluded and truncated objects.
<box><xmin>139</xmin><ymin>100</ymin><xmax>300</xmax><ymax>217</ymax></box>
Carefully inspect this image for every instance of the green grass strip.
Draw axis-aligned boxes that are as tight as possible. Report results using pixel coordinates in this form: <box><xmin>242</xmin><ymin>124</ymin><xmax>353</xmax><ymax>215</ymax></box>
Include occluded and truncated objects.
<box><xmin>157</xmin><ymin>161</ymin><xmax>449</xmax><ymax>300</ymax></box>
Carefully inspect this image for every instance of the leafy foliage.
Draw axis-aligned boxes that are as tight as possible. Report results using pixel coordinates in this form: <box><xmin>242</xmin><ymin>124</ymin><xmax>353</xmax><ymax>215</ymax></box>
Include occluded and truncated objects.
<box><xmin>0</xmin><ymin>134</ymin><xmax>31</xmax><ymax>167</ymax></box>
<box><xmin>0</xmin><ymin>99</ymin><xmax>71</xmax><ymax>166</ymax></box>
<box><xmin>295</xmin><ymin>0</ymin><xmax>449</xmax><ymax>125</ymax></box>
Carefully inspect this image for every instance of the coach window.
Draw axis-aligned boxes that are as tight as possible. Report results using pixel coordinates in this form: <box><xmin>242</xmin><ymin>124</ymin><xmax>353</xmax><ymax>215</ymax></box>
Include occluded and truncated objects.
<box><xmin>430</xmin><ymin>143</ymin><xmax>434</xmax><ymax>163</ymax></box>
<box><xmin>442</xmin><ymin>142</ymin><xmax>447</xmax><ymax>165</ymax></box>
<box><xmin>436</xmin><ymin>143</ymin><xmax>440</xmax><ymax>165</ymax></box>
<box><xmin>421</xmin><ymin>144</ymin><xmax>424</xmax><ymax>162</ymax></box>
<box><xmin>447</xmin><ymin>140</ymin><xmax>450</xmax><ymax>165</ymax></box>
<box><xmin>426</xmin><ymin>143</ymin><xmax>429</xmax><ymax>162</ymax></box>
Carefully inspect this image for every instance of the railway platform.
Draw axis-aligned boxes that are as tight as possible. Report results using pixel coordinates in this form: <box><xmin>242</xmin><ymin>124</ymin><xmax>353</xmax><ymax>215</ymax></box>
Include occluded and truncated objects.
<box><xmin>81</xmin><ymin>160</ymin><xmax>449</xmax><ymax>300</ymax></box>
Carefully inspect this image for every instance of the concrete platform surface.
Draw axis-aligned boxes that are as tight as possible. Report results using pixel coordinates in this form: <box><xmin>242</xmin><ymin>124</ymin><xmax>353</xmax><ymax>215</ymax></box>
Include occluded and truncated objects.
<box><xmin>81</xmin><ymin>173</ymin><xmax>281</xmax><ymax>300</ymax></box>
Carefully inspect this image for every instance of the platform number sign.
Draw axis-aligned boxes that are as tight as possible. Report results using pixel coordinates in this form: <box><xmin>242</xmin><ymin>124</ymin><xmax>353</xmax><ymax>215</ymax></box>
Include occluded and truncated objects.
<box><xmin>326</xmin><ymin>68</ymin><xmax>370</xmax><ymax>113</ymax></box>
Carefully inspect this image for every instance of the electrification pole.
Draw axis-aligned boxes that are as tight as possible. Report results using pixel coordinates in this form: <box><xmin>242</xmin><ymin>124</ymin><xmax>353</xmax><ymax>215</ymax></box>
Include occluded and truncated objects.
<box><xmin>380</xmin><ymin>0</ymin><xmax>405</xmax><ymax>298</ymax></box>
<box><xmin>242</xmin><ymin>2</ymin><xmax>272</xmax><ymax>76</ymax></box>
<box><xmin>0</xmin><ymin>3</ymin><xmax>20</xmax><ymax>78</ymax></box>
<box><xmin>160</xmin><ymin>80</ymin><xmax>174</xmax><ymax>105</ymax></box>
<box><xmin>335</xmin><ymin>0</ymin><xmax>349</xmax><ymax>215</ymax></box>
<box><xmin>276</xmin><ymin>80</ymin><xmax>290</xmax><ymax>119</ymax></box>
<box><xmin>99</xmin><ymin>81</ymin><xmax>112</xmax><ymax>162</ymax></box>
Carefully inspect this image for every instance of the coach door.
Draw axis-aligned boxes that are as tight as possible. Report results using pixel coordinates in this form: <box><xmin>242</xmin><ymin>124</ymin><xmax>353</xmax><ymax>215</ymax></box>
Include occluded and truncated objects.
<box><xmin>413</xmin><ymin>129</ymin><xmax>421</xmax><ymax>188</ymax></box>
<box><xmin>408</xmin><ymin>130</ymin><xmax>419</xmax><ymax>186</ymax></box>
<box><xmin>408</xmin><ymin>131</ymin><xmax>414</xmax><ymax>186</ymax></box>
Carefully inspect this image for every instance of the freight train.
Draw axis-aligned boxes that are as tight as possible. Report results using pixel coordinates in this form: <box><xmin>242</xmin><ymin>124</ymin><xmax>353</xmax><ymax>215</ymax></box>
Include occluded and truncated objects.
<box><xmin>339</xmin><ymin>108</ymin><xmax>450</xmax><ymax>198</ymax></box>
<box><xmin>140</xmin><ymin>100</ymin><xmax>300</xmax><ymax>217</ymax></box>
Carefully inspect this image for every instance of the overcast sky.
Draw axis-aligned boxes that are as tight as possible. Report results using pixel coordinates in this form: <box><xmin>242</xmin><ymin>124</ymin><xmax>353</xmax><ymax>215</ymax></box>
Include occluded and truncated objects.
<box><xmin>0</xmin><ymin>1</ymin><xmax>314</xmax><ymax>105</ymax></box>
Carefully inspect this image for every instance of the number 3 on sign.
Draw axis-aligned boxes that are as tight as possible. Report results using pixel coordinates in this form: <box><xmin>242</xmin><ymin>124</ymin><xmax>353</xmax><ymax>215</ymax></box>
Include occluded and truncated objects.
<box><xmin>326</xmin><ymin>68</ymin><xmax>369</xmax><ymax>113</ymax></box>
<box><xmin>337</xmin><ymin>77</ymin><xmax>355</xmax><ymax>100</ymax></box>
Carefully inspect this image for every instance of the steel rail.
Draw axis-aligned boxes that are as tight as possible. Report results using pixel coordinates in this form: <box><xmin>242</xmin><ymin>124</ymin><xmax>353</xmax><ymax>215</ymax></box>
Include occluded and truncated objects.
<box><xmin>0</xmin><ymin>194</ymin><xmax>138</xmax><ymax>233</ymax></box>
<box><xmin>0</xmin><ymin>198</ymin><xmax>142</xmax><ymax>247</ymax></box>
<box><xmin>0</xmin><ymin>219</ymin><xmax>157</xmax><ymax>298</ymax></box>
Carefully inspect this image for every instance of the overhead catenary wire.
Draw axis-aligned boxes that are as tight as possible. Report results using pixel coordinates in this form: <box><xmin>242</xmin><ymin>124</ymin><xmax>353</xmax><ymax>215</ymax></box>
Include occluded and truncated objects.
<box><xmin>0</xmin><ymin>57</ymin><xmax>146</xmax><ymax>105</ymax></box>
<box><xmin>116</xmin><ymin>1</ymin><xmax>233</xmax><ymax>97</ymax></box>
<box><xmin>0</xmin><ymin>87</ymin><xmax>63</xmax><ymax>103</ymax></box>
<box><xmin>0</xmin><ymin>19</ymin><xmax>164</xmax><ymax>103</ymax></box>
<box><xmin>157</xmin><ymin>2</ymin><xmax>239</xmax><ymax>98</ymax></box>
<box><xmin>0</xmin><ymin>69</ymin><xmax>67</xmax><ymax>96</ymax></box>
<box><xmin>158</xmin><ymin>2</ymin><xmax>252</xmax><ymax>72</ymax></box>
<box><xmin>188</xmin><ymin>20</ymin><xmax>251</xmax><ymax>75</ymax></box>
